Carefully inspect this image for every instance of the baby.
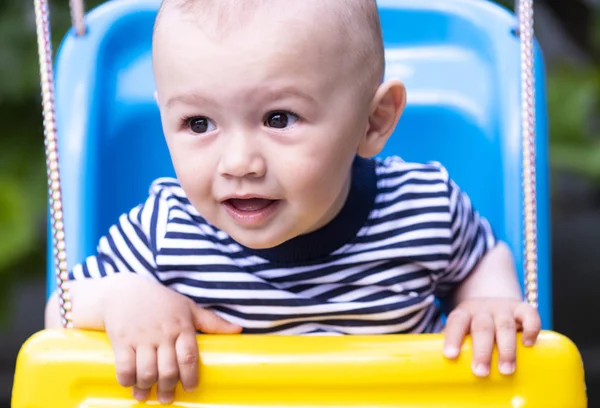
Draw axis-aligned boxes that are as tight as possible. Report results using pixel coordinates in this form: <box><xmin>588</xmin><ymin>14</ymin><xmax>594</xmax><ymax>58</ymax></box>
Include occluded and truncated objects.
<box><xmin>46</xmin><ymin>0</ymin><xmax>541</xmax><ymax>405</ymax></box>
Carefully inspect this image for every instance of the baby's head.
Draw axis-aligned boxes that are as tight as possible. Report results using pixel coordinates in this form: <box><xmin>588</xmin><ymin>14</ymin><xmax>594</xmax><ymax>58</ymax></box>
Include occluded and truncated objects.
<box><xmin>152</xmin><ymin>0</ymin><xmax>406</xmax><ymax>248</ymax></box>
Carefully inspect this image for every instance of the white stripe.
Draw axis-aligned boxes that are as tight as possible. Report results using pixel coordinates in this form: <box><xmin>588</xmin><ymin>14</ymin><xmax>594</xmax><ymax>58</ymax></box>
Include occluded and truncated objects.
<box><xmin>219</xmin><ymin>302</ymin><xmax>433</xmax><ymax>333</ymax></box>
<box><xmin>200</xmin><ymin>293</ymin><xmax>422</xmax><ymax>316</ymax></box>
<box><xmin>376</xmin><ymin>181</ymin><xmax>447</xmax><ymax>204</ymax></box>
<box><xmin>255</xmin><ymin>260</ymin><xmax>383</xmax><ymax>280</ymax></box>
<box><xmin>327</xmin><ymin>285</ymin><xmax>390</xmax><ymax>302</ymax></box>
<box><xmin>293</xmin><ymin>283</ymin><xmax>349</xmax><ymax>299</ymax></box>
<box><xmin>347</xmin><ymin>227</ymin><xmax>451</xmax><ymax>254</ymax></box>
<box><xmin>70</xmin><ymin>263</ymin><xmax>87</xmax><ymax>280</ymax></box>
<box><xmin>157</xmin><ymin>254</ymin><xmax>260</xmax><ymax>268</ymax></box>
<box><xmin>173</xmin><ymin>284</ymin><xmax>293</xmax><ymax>300</ymax></box>
<box><xmin>161</xmin><ymin>238</ymin><xmax>240</xmax><ymax>252</ymax></box>
<box><xmin>377</xmin><ymin>169</ymin><xmax>445</xmax><ymax>190</ymax></box>
<box><xmin>120</xmin><ymin>213</ymin><xmax>155</xmax><ymax>268</ymax></box>
<box><xmin>97</xmin><ymin>234</ymin><xmax>130</xmax><ymax>273</ymax></box>
<box><xmin>158</xmin><ymin>270</ymin><xmax>266</xmax><ymax>283</ymax></box>
<box><xmin>107</xmin><ymin>224</ymin><xmax>158</xmax><ymax>281</ymax></box>
<box><xmin>377</xmin><ymin>196</ymin><xmax>449</xmax><ymax>218</ymax></box>
<box><xmin>365</xmin><ymin>211</ymin><xmax>450</xmax><ymax>235</ymax></box>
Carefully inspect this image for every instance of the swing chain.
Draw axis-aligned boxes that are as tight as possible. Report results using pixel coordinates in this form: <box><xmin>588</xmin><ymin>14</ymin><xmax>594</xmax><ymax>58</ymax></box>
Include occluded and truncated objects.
<box><xmin>34</xmin><ymin>0</ymin><xmax>73</xmax><ymax>329</ymax></box>
<box><xmin>70</xmin><ymin>0</ymin><xmax>86</xmax><ymax>36</ymax></box>
<box><xmin>518</xmin><ymin>0</ymin><xmax>539</xmax><ymax>309</ymax></box>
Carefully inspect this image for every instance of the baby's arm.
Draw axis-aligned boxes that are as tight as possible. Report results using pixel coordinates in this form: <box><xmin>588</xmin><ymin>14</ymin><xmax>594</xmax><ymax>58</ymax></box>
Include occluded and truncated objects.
<box><xmin>442</xmin><ymin>243</ymin><xmax>540</xmax><ymax>377</ymax></box>
<box><xmin>45</xmin><ymin>275</ymin><xmax>117</xmax><ymax>330</ymax></box>
<box><xmin>45</xmin><ymin>187</ymin><xmax>242</xmax><ymax>403</ymax></box>
<box><xmin>433</xmin><ymin>169</ymin><xmax>541</xmax><ymax>377</ymax></box>
<box><xmin>449</xmin><ymin>241</ymin><xmax>523</xmax><ymax>305</ymax></box>
<box><xmin>46</xmin><ymin>273</ymin><xmax>241</xmax><ymax>404</ymax></box>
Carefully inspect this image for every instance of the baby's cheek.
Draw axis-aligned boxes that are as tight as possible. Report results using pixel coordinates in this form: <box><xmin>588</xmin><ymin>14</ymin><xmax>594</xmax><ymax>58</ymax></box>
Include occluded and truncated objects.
<box><xmin>290</xmin><ymin>162</ymin><xmax>325</xmax><ymax>194</ymax></box>
<box><xmin>179</xmin><ymin>178</ymin><xmax>210</xmax><ymax>215</ymax></box>
<box><xmin>173</xmin><ymin>155</ymin><xmax>215</xmax><ymax>208</ymax></box>
<box><xmin>292</xmin><ymin>162</ymin><xmax>344</xmax><ymax>210</ymax></box>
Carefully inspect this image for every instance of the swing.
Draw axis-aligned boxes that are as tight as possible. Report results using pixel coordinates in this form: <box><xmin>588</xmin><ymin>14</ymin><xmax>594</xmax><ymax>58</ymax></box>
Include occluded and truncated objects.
<box><xmin>11</xmin><ymin>0</ymin><xmax>587</xmax><ymax>406</ymax></box>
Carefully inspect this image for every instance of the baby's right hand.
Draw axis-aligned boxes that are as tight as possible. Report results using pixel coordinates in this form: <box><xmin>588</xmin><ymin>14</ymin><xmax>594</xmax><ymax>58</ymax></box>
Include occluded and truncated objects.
<box><xmin>100</xmin><ymin>274</ymin><xmax>242</xmax><ymax>404</ymax></box>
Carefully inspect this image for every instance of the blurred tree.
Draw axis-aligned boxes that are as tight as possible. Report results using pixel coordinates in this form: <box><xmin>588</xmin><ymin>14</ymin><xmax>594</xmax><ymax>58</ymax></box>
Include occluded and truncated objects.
<box><xmin>544</xmin><ymin>6</ymin><xmax>600</xmax><ymax>183</ymax></box>
<box><xmin>0</xmin><ymin>0</ymin><xmax>102</xmax><ymax>325</ymax></box>
<box><xmin>490</xmin><ymin>0</ymin><xmax>600</xmax><ymax>182</ymax></box>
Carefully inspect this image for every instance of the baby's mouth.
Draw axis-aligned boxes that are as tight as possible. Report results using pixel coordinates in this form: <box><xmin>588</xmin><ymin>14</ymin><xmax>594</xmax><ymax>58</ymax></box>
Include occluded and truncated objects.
<box><xmin>226</xmin><ymin>198</ymin><xmax>277</xmax><ymax>212</ymax></box>
<box><xmin>222</xmin><ymin>197</ymin><xmax>280</xmax><ymax>226</ymax></box>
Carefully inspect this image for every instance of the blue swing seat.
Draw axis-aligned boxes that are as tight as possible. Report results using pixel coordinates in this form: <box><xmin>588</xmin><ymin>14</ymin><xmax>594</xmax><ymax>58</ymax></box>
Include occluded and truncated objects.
<box><xmin>48</xmin><ymin>0</ymin><xmax>552</xmax><ymax>328</ymax></box>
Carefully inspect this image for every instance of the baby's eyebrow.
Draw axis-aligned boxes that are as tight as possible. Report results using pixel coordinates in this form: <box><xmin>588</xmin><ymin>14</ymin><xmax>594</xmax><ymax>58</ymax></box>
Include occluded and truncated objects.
<box><xmin>165</xmin><ymin>92</ymin><xmax>221</xmax><ymax>109</ymax></box>
<box><xmin>165</xmin><ymin>86</ymin><xmax>317</xmax><ymax>109</ymax></box>
<box><xmin>261</xmin><ymin>87</ymin><xmax>317</xmax><ymax>104</ymax></box>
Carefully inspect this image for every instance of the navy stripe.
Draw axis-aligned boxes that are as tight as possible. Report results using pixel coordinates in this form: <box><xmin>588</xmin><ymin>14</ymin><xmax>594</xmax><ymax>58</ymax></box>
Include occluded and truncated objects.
<box><xmin>376</xmin><ymin>167</ymin><xmax>442</xmax><ymax>181</ymax></box>
<box><xmin>115</xmin><ymin>221</ymin><xmax>156</xmax><ymax>274</ymax></box>
<box><xmin>209</xmin><ymin>296</ymin><xmax>426</xmax><ymax>321</ymax></box>
<box><xmin>377</xmin><ymin>178</ymin><xmax>446</xmax><ymax>195</ymax></box>
<box><xmin>156</xmin><ymin>264</ymin><xmax>247</xmax><ymax>273</ymax></box>
<box><xmin>98</xmin><ymin>253</ymin><xmax>118</xmax><ymax>273</ymax></box>
<box><xmin>240</xmin><ymin>311</ymin><xmax>424</xmax><ymax>334</ymax></box>
<box><xmin>368</xmin><ymin>206</ymin><xmax>449</xmax><ymax>225</ymax></box>
<box><xmin>150</xmin><ymin>193</ymin><xmax>161</xmax><ymax>254</ymax></box>
<box><xmin>165</xmin><ymin>229</ymin><xmax>239</xmax><ymax>247</ymax></box>
<box><xmin>352</xmin><ymin>221</ymin><xmax>450</xmax><ymax>244</ymax></box>
<box><xmin>81</xmin><ymin>262</ymin><xmax>93</xmax><ymax>278</ymax></box>
<box><xmin>105</xmin><ymin>230</ymin><xmax>134</xmax><ymax>272</ymax></box>
<box><xmin>162</xmin><ymin>277</ymin><xmax>276</xmax><ymax>291</ymax></box>
<box><xmin>128</xmin><ymin>207</ymin><xmax>152</xmax><ymax>252</ymax></box>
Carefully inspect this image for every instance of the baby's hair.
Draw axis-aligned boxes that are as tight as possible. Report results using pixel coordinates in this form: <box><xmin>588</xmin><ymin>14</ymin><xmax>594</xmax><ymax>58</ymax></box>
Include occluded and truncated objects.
<box><xmin>154</xmin><ymin>0</ymin><xmax>385</xmax><ymax>94</ymax></box>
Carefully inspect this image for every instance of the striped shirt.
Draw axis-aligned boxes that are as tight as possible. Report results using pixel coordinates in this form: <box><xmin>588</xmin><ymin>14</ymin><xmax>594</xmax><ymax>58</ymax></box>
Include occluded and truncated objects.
<box><xmin>69</xmin><ymin>156</ymin><xmax>496</xmax><ymax>335</ymax></box>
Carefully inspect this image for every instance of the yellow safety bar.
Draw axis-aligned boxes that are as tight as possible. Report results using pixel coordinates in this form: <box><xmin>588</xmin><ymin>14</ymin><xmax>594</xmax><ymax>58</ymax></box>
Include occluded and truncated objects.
<box><xmin>12</xmin><ymin>329</ymin><xmax>586</xmax><ymax>407</ymax></box>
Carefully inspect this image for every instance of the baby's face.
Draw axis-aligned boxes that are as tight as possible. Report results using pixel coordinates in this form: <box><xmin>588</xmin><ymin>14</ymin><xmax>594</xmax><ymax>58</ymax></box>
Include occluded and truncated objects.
<box><xmin>153</xmin><ymin>5</ymin><xmax>374</xmax><ymax>249</ymax></box>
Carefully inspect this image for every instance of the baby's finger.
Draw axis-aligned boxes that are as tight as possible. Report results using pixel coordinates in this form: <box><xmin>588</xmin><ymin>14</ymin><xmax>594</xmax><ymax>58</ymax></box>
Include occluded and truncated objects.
<box><xmin>470</xmin><ymin>312</ymin><xmax>495</xmax><ymax>377</ymax></box>
<box><xmin>114</xmin><ymin>345</ymin><xmax>137</xmax><ymax>387</ymax></box>
<box><xmin>176</xmin><ymin>330</ymin><xmax>200</xmax><ymax>392</ymax></box>
<box><xmin>443</xmin><ymin>309</ymin><xmax>471</xmax><ymax>359</ymax></box>
<box><xmin>134</xmin><ymin>345</ymin><xmax>158</xmax><ymax>401</ymax></box>
<box><xmin>157</xmin><ymin>345</ymin><xmax>179</xmax><ymax>404</ymax></box>
<box><xmin>494</xmin><ymin>313</ymin><xmax>516</xmax><ymax>376</ymax></box>
<box><xmin>193</xmin><ymin>307</ymin><xmax>242</xmax><ymax>334</ymax></box>
<box><xmin>514</xmin><ymin>303</ymin><xmax>542</xmax><ymax>347</ymax></box>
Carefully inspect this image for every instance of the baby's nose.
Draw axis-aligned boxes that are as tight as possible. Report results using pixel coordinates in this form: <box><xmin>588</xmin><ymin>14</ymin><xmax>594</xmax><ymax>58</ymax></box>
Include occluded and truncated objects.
<box><xmin>217</xmin><ymin>137</ymin><xmax>266</xmax><ymax>179</ymax></box>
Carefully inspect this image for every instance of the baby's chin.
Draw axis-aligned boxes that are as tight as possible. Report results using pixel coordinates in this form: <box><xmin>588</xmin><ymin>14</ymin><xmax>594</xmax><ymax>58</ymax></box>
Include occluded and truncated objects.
<box><xmin>227</xmin><ymin>229</ymin><xmax>292</xmax><ymax>250</ymax></box>
<box><xmin>213</xmin><ymin>220</ymin><xmax>298</xmax><ymax>250</ymax></box>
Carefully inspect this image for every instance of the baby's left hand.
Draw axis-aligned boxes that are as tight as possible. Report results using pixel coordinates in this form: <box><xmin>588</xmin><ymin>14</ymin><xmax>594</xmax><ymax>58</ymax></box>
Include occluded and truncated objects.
<box><xmin>442</xmin><ymin>298</ymin><xmax>541</xmax><ymax>377</ymax></box>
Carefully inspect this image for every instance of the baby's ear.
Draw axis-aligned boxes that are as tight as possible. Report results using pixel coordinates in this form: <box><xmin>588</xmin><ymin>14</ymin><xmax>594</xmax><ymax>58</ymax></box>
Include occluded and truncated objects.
<box><xmin>357</xmin><ymin>79</ymin><xmax>406</xmax><ymax>158</ymax></box>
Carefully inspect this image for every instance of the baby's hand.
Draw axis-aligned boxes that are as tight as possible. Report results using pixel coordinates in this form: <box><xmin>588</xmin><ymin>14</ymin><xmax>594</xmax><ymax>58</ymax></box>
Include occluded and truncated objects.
<box><xmin>442</xmin><ymin>298</ymin><xmax>541</xmax><ymax>377</ymax></box>
<box><xmin>100</xmin><ymin>274</ymin><xmax>242</xmax><ymax>404</ymax></box>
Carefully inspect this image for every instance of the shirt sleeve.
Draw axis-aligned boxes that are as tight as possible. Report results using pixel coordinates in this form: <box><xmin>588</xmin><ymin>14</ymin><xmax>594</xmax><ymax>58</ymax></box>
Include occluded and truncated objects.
<box><xmin>68</xmin><ymin>189</ymin><xmax>166</xmax><ymax>283</ymax></box>
<box><xmin>434</xmin><ymin>167</ymin><xmax>498</xmax><ymax>298</ymax></box>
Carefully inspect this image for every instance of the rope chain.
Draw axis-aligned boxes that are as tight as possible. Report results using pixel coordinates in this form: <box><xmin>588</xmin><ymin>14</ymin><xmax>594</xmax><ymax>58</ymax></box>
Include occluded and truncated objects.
<box><xmin>70</xmin><ymin>0</ymin><xmax>86</xmax><ymax>36</ymax></box>
<box><xmin>518</xmin><ymin>0</ymin><xmax>539</xmax><ymax>308</ymax></box>
<box><xmin>33</xmin><ymin>0</ymin><xmax>73</xmax><ymax>328</ymax></box>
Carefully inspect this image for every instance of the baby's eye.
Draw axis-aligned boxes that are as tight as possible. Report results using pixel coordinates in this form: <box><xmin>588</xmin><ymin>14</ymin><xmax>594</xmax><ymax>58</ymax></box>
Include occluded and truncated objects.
<box><xmin>264</xmin><ymin>111</ymin><xmax>298</xmax><ymax>129</ymax></box>
<box><xmin>187</xmin><ymin>117</ymin><xmax>216</xmax><ymax>134</ymax></box>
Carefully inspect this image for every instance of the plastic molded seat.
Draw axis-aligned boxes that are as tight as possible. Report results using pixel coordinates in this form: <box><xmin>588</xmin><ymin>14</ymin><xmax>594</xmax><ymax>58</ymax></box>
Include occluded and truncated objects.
<box><xmin>47</xmin><ymin>0</ymin><xmax>552</xmax><ymax>329</ymax></box>
<box><xmin>14</xmin><ymin>0</ymin><xmax>583</xmax><ymax>407</ymax></box>
<box><xmin>12</xmin><ymin>330</ymin><xmax>586</xmax><ymax>407</ymax></box>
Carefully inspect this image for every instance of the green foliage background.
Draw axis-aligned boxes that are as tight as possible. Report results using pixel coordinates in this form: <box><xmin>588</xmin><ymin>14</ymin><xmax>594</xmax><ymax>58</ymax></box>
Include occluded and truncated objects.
<box><xmin>0</xmin><ymin>0</ymin><xmax>597</xmax><ymax>326</ymax></box>
<box><xmin>0</xmin><ymin>0</ymin><xmax>103</xmax><ymax>324</ymax></box>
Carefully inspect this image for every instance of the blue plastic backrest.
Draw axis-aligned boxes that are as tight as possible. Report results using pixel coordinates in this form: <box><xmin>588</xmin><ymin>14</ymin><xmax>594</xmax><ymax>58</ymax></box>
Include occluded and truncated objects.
<box><xmin>49</xmin><ymin>0</ymin><xmax>551</xmax><ymax>328</ymax></box>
